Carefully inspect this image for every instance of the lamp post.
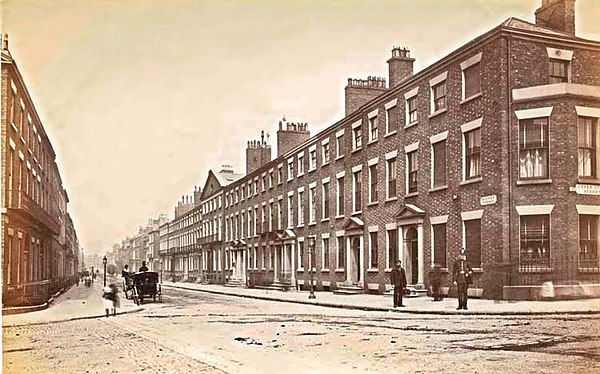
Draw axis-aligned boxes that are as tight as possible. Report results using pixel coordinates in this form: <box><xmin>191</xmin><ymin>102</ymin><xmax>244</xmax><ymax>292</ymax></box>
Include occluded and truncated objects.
<box><xmin>102</xmin><ymin>256</ymin><xmax>107</xmax><ymax>286</ymax></box>
<box><xmin>308</xmin><ymin>235</ymin><xmax>316</xmax><ymax>299</ymax></box>
<box><xmin>160</xmin><ymin>259</ymin><xmax>163</xmax><ymax>284</ymax></box>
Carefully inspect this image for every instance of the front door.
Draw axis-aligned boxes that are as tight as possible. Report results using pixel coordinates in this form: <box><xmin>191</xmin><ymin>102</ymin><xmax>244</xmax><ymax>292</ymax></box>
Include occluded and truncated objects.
<box><xmin>405</xmin><ymin>227</ymin><xmax>418</xmax><ymax>284</ymax></box>
<box><xmin>351</xmin><ymin>236</ymin><xmax>361</xmax><ymax>283</ymax></box>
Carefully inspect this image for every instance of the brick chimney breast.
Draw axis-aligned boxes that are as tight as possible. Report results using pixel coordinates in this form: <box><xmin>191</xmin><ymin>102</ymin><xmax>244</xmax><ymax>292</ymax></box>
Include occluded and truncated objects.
<box><xmin>387</xmin><ymin>46</ymin><xmax>415</xmax><ymax>88</ymax></box>
<box><xmin>535</xmin><ymin>0</ymin><xmax>575</xmax><ymax>35</ymax></box>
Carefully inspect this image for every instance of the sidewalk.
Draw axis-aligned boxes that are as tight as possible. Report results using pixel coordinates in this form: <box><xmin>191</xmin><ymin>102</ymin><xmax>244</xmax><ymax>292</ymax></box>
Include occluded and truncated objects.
<box><xmin>2</xmin><ymin>277</ymin><xmax>142</xmax><ymax>327</ymax></box>
<box><xmin>163</xmin><ymin>282</ymin><xmax>600</xmax><ymax>315</ymax></box>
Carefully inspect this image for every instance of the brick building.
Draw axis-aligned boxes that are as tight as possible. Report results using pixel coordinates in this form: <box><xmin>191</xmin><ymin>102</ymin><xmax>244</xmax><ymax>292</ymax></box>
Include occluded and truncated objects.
<box><xmin>159</xmin><ymin>0</ymin><xmax>599</xmax><ymax>300</ymax></box>
<box><xmin>1</xmin><ymin>34</ymin><xmax>81</xmax><ymax>307</ymax></box>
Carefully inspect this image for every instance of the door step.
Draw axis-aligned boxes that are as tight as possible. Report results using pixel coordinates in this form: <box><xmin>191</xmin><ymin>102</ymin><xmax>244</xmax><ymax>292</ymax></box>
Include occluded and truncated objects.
<box><xmin>333</xmin><ymin>284</ymin><xmax>364</xmax><ymax>295</ymax></box>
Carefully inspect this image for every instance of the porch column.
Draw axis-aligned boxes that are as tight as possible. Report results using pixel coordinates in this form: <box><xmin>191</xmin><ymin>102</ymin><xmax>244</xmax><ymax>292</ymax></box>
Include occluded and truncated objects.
<box><xmin>399</xmin><ymin>226</ymin><xmax>406</xmax><ymax>266</ymax></box>
<box><xmin>290</xmin><ymin>243</ymin><xmax>296</xmax><ymax>284</ymax></box>
<box><xmin>417</xmin><ymin>223</ymin><xmax>424</xmax><ymax>286</ymax></box>
<box><xmin>346</xmin><ymin>236</ymin><xmax>351</xmax><ymax>284</ymax></box>
<box><xmin>359</xmin><ymin>234</ymin><xmax>364</xmax><ymax>286</ymax></box>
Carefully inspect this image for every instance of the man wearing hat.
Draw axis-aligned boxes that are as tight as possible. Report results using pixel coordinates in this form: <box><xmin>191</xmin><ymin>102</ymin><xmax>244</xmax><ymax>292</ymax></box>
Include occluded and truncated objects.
<box><xmin>452</xmin><ymin>249</ymin><xmax>473</xmax><ymax>310</ymax></box>
<box><xmin>390</xmin><ymin>260</ymin><xmax>407</xmax><ymax>307</ymax></box>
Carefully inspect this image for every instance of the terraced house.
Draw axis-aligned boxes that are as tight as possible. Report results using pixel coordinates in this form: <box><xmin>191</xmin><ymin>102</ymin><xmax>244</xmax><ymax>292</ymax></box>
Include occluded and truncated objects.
<box><xmin>1</xmin><ymin>35</ymin><xmax>81</xmax><ymax>307</ymax></box>
<box><xmin>161</xmin><ymin>0</ymin><xmax>600</xmax><ymax>300</ymax></box>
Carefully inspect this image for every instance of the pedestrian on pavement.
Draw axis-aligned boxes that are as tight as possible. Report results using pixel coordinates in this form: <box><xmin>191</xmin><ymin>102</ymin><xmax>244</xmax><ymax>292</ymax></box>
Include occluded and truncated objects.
<box><xmin>430</xmin><ymin>264</ymin><xmax>443</xmax><ymax>301</ymax></box>
<box><xmin>452</xmin><ymin>249</ymin><xmax>473</xmax><ymax>310</ymax></box>
<box><xmin>122</xmin><ymin>264</ymin><xmax>130</xmax><ymax>278</ymax></box>
<box><xmin>102</xmin><ymin>283</ymin><xmax>120</xmax><ymax>317</ymax></box>
<box><xmin>139</xmin><ymin>261</ymin><xmax>149</xmax><ymax>272</ymax></box>
<box><xmin>390</xmin><ymin>260</ymin><xmax>407</xmax><ymax>308</ymax></box>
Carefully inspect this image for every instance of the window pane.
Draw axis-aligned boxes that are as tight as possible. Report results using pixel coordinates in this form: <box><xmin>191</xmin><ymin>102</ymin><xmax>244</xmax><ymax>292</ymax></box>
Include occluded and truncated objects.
<box><xmin>433</xmin><ymin>141</ymin><xmax>447</xmax><ymax>187</ymax></box>
<box><xmin>370</xmin><ymin>232</ymin><xmax>378</xmax><ymax>268</ymax></box>
<box><xmin>520</xmin><ymin>215</ymin><xmax>550</xmax><ymax>265</ymax></box>
<box><xmin>464</xmin><ymin>63</ymin><xmax>481</xmax><ymax>98</ymax></box>
<box><xmin>579</xmin><ymin>215</ymin><xmax>598</xmax><ymax>268</ymax></box>
<box><xmin>464</xmin><ymin>219</ymin><xmax>481</xmax><ymax>267</ymax></box>
<box><xmin>433</xmin><ymin>223</ymin><xmax>446</xmax><ymax>268</ymax></box>
<box><xmin>388</xmin><ymin>229</ymin><xmax>398</xmax><ymax>267</ymax></box>
<box><xmin>519</xmin><ymin>119</ymin><xmax>549</xmax><ymax>179</ymax></box>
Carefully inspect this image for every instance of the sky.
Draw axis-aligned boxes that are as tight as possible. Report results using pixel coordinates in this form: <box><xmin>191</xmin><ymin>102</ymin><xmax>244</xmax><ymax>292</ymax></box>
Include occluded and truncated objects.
<box><xmin>2</xmin><ymin>0</ymin><xmax>599</xmax><ymax>255</ymax></box>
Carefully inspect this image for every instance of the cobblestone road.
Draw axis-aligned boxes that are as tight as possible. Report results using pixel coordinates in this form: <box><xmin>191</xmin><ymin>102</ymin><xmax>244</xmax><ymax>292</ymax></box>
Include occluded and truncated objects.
<box><xmin>3</xmin><ymin>286</ymin><xmax>600</xmax><ymax>373</ymax></box>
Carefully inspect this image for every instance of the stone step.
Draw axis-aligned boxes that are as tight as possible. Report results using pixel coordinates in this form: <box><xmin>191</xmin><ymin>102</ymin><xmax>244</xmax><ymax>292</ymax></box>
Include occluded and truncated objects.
<box><xmin>384</xmin><ymin>285</ymin><xmax>429</xmax><ymax>298</ymax></box>
<box><xmin>333</xmin><ymin>285</ymin><xmax>365</xmax><ymax>295</ymax></box>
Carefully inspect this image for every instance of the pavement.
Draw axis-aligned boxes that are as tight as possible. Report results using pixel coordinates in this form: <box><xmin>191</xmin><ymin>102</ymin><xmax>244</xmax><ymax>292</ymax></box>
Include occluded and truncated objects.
<box><xmin>162</xmin><ymin>281</ymin><xmax>600</xmax><ymax>316</ymax></box>
<box><xmin>1</xmin><ymin>276</ymin><xmax>143</xmax><ymax>327</ymax></box>
<box><xmin>4</xmin><ymin>278</ymin><xmax>600</xmax><ymax>327</ymax></box>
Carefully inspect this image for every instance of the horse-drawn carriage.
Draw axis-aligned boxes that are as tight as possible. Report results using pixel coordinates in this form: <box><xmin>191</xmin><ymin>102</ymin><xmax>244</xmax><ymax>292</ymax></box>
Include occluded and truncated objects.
<box><xmin>82</xmin><ymin>270</ymin><xmax>92</xmax><ymax>287</ymax></box>
<box><xmin>123</xmin><ymin>271</ymin><xmax>161</xmax><ymax>305</ymax></box>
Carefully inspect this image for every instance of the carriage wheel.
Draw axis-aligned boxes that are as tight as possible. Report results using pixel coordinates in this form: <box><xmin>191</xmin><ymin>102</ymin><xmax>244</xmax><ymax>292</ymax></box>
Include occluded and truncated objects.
<box><xmin>153</xmin><ymin>294</ymin><xmax>156</xmax><ymax>302</ymax></box>
<box><xmin>139</xmin><ymin>297</ymin><xmax>144</xmax><ymax>304</ymax></box>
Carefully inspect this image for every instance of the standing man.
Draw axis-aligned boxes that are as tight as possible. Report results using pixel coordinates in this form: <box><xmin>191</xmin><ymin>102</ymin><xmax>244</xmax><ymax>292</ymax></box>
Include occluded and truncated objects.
<box><xmin>430</xmin><ymin>264</ymin><xmax>443</xmax><ymax>301</ymax></box>
<box><xmin>139</xmin><ymin>261</ymin><xmax>149</xmax><ymax>272</ymax></box>
<box><xmin>390</xmin><ymin>261</ymin><xmax>407</xmax><ymax>308</ymax></box>
<box><xmin>452</xmin><ymin>249</ymin><xmax>473</xmax><ymax>310</ymax></box>
<box><xmin>122</xmin><ymin>264</ymin><xmax>130</xmax><ymax>278</ymax></box>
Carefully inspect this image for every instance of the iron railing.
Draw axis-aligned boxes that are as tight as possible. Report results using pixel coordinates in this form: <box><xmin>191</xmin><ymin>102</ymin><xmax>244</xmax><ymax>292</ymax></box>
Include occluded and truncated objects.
<box><xmin>512</xmin><ymin>252</ymin><xmax>600</xmax><ymax>286</ymax></box>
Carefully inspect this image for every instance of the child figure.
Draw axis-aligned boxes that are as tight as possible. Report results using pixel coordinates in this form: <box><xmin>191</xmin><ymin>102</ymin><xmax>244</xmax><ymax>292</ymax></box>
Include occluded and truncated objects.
<box><xmin>102</xmin><ymin>284</ymin><xmax>120</xmax><ymax>317</ymax></box>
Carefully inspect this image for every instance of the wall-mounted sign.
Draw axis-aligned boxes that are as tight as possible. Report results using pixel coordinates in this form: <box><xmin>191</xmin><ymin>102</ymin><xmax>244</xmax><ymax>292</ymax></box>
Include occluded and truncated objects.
<box><xmin>574</xmin><ymin>184</ymin><xmax>600</xmax><ymax>195</ymax></box>
<box><xmin>480</xmin><ymin>195</ymin><xmax>497</xmax><ymax>206</ymax></box>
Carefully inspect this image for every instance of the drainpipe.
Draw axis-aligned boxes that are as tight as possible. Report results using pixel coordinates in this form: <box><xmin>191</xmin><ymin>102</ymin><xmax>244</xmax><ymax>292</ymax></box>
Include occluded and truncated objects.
<box><xmin>507</xmin><ymin>35</ymin><xmax>513</xmax><ymax>287</ymax></box>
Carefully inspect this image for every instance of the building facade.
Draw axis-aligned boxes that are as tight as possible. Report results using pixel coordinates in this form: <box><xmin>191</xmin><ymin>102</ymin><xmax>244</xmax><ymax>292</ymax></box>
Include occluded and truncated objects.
<box><xmin>152</xmin><ymin>1</ymin><xmax>599</xmax><ymax>300</ymax></box>
<box><xmin>1</xmin><ymin>34</ymin><xmax>81</xmax><ymax>307</ymax></box>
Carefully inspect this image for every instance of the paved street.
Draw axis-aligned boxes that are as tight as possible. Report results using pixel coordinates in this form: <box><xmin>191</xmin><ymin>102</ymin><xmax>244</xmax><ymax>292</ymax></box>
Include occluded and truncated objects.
<box><xmin>3</xmin><ymin>284</ymin><xmax>600</xmax><ymax>374</ymax></box>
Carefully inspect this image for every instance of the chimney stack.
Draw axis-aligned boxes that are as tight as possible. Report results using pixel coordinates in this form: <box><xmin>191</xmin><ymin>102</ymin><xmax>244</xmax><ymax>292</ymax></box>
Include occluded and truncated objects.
<box><xmin>535</xmin><ymin>0</ymin><xmax>575</xmax><ymax>35</ymax></box>
<box><xmin>387</xmin><ymin>46</ymin><xmax>415</xmax><ymax>88</ymax></box>
<box><xmin>2</xmin><ymin>33</ymin><xmax>8</xmax><ymax>51</ymax></box>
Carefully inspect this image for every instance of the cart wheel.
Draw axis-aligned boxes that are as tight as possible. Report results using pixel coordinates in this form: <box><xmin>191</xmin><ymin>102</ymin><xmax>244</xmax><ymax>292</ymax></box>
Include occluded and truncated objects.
<box><xmin>140</xmin><ymin>297</ymin><xmax>144</xmax><ymax>304</ymax></box>
<box><xmin>153</xmin><ymin>295</ymin><xmax>156</xmax><ymax>302</ymax></box>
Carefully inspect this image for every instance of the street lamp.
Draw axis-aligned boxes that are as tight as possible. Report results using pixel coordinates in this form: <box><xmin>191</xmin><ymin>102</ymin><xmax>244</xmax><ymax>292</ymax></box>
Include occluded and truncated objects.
<box><xmin>160</xmin><ymin>259</ymin><xmax>163</xmax><ymax>284</ymax></box>
<box><xmin>102</xmin><ymin>256</ymin><xmax>107</xmax><ymax>286</ymax></box>
<box><xmin>308</xmin><ymin>235</ymin><xmax>316</xmax><ymax>299</ymax></box>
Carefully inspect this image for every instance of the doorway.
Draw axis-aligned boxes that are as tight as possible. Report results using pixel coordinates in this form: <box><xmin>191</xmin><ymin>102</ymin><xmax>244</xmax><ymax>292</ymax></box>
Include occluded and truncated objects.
<box><xmin>351</xmin><ymin>236</ymin><xmax>361</xmax><ymax>283</ymax></box>
<box><xmin>405</xmin><ymin>227</ymin><xmax>418</xmax><ymax>284</ymax></box>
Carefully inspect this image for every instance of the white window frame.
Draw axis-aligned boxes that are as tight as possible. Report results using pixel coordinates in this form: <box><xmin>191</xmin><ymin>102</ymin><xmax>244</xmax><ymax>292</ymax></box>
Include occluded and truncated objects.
<box><xmin>352</xmin><ymin>165</ymin><xmax>363</xmax><ymax>213</ymax></box>
<box><xmin>429</xmin><ymin>71</ymin><xmax>448</xmax><ymax>115</ymax></box>
<box><xmin>461</xmin><ymin>118</ymin><xmax>483</xmax><ymax>182</ymax></box>
<box><xmin>460</xmin><ymin>52</ymin><xmax>482</xmax><ymax>101</ymax></box>
<box><xmin>385</xmin><ymin>99</ymin><xmax>398</xmax><ymax>135</ymax></box>
<box><xmin>430</xmin><ymin>130</ymin><xmax>449</xmax><ymax>188</ymax></box>
<box><xmin>287</xmin><ymin>158</ymin><xmax>294</xmax><ymax>181</ymax></box>
<box><xmin>368</xmin><ymin>108</ymin><xmax>379</xmax><ymax>143</ymax></box>
<box><xmin>352</xmin><ymin>120</ymin><xmax>362</xmax><ymax>150</ymax></box>
<box><xmin>404</xmin><ymin>87</ymin><xmax>419</xmax><ymax>127</ymax></box>
<box><xmin>336</xmin><ymin>129</ymin><xmax>345</xmax><ymax>159</ymax></box>
<box><xmin>405</xmin><ymin>142</ymin><xmax>419</xmax><ymax>194</ymax></box>
<box><xmin>322</xmin><ymin>138</ymin><xmax>331</xmax><ymax>165</ymax></box>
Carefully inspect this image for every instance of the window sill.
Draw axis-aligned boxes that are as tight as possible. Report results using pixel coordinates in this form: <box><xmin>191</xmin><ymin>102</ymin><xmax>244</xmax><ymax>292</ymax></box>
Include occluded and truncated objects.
<box><xmin>367</xmin><ymin>268</ymin><xmax>379</xmax><ymax>273</ymax></box>
<box><xmin>404</xmin><ymin>121</ymin><xmax>418</xmax><ymax>130</ymax></box>
<box><xmin>351</xmin><ymin>147</ymin><xmax>362</xmax><ymax>154</ymax></box>
<box><xmin>335</xmin><ymin>269</ymin><xmax>345</xmax><ymax>273</ymax></box>
<box><xmin>429</xmin><ymin>185</ymin><xmax>448</xmax><ymax>193</ymax></box>
<box><xmin>298</xmin><ymin>268</ymin><xmax>305</xmax><ymax>272</ymax></box>
<box><xmin>405</xmin><ymin>192</ymin><xmax>419</xmax><ymax>198</ymax></box>
<box><xmin>321</xmin><ymin>269</ymin><xmax>330</xmax><ymax>273</ymax></box>
<box><xmin>309</xmin><ymin>168</ymin><xmax>316</xmax><ymax>173</ymax></box>
<box><xmin>472</xmin><ymin>268</ymin><xmax>483</xmax><ymax>273</ymax></box>
<box><xmin>297</xmin><ymin>224</ymin><xmax>305</xmax><ymax>228</ymax></box>
<box><xmin>367</xmin><ymin>139</ymin><xmax>378</xmax><ymax>146</ymax></box>
<box><xmin>460</xmin><ymin>92</ymin><xmax>482</xmax><ymax>105</ymax></box>
<box><xmin>367</xmin><ymin>202</ymin><xmax>378</xmax><ymax>207</ymax></box>
<box><xmin>384</xmin><ymin>130</ymin><xmax>397</xmax><ymax>138</ymax></box>
<box><xmin>322</xmin><ymin>162</ymin><xmax>330</xmax><ymax>167</ymax></box>
<box><xmin>428</xmin><ymin>108</ymin><xmax>447</xmax><ymax>119</ymax></box>
<box><xmin>335</xmin><ymin>155</ymin><xmax>344</xmax><ymax>161</ymax></box>
<box><xmin>516</xmin><ymin>178</ymin><xmax>552</xmax><ymax>186</ymax></box>
<box><xmin>335</xmin><ymin>215</ymin><xmax>345</xmax><ymax>220</ymax></box>
<box><xmin>297</xmin><ymin>173</ymin><xmax>304</xmax><ymax>178</ymax></box>
<box><xmin>321</xmin><ymin>218</ymin><xmax>330</xmax><ymax>223</ymax></box>
<box><xmin>460</xmin><ymin>177</ymin><xmax>483</xmax><ymax>186</ymax></box>
<box><xmin>384</xmin><ymin>268</ymin><xmax>392</xmax><ymax>273</ymax></box>
<box><xmin>308</xmin><ymin>222</ymin><xmax>316</xmax><ymax>226</ymax></box>
<box><xmin>287</xmin><ymin>178</ymin><xmax>293</xmax><ymax>183</ymax></box>
<box><xmin>352</xmin><ymin>210</ymin><xmax>362</xmax><ymax>215</ymax></box>
<box><xmin>577</xmin><ymin>178</ymin><xmax>600</xmax><ymax>185</ymax></box>
<box><xmin>385</xmin><ymin>197</ymin><xmax>398</xmax><ymax>203</ymax></box>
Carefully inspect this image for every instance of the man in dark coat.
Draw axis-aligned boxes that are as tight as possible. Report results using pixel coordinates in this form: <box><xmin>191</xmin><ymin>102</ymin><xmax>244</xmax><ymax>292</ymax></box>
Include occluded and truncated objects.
<box><xmin>452</xmin><ymin>250</ymin><xmax>473</xmax><ymax>310</ymax></box>
<box><xmin>122</xmin><ymin>264</ymin><xmax>130</xmax><ymax>278</ymax></box>
<box><xmin>139</xmin><ymin>261</ymin><xmax>149</xmax><ymax>272</ymax></box>
<box><xmin>430</xmin><ymin>264</ymin><xmax>443</xmax><ymax>301</ymax></box>
<box><xmin>390</xmin><ymin>261</ymin><xmax>407</xmax><ymax>307</ymax></box>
